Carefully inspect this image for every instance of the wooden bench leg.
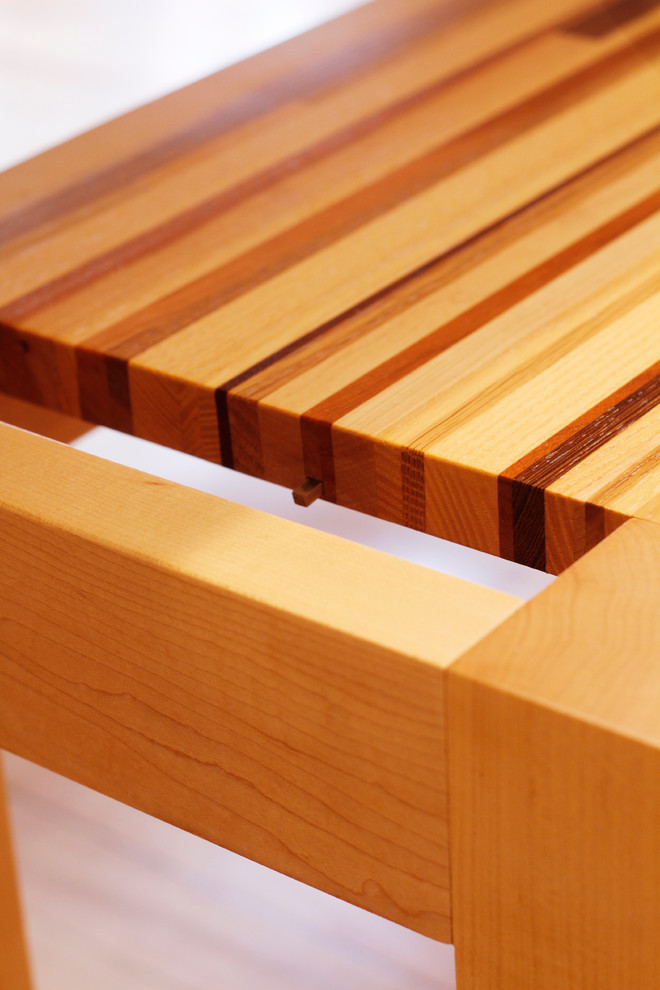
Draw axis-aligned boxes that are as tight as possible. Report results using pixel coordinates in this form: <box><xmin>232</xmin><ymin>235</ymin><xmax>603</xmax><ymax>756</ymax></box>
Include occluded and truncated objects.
<box><xmin>0</xmin><ymin>755</ymin><xmax>32</xmax><ymax>990</ymax></box>
<box><xmin>447</xmin><ymin>521</ymin><xmax>660</xmax><ymax>989</ymax></box>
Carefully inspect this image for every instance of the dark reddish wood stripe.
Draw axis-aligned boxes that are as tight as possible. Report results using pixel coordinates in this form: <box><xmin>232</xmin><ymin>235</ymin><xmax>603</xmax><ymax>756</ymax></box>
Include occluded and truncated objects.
<box><xmin>506</xmin><ymin>361</ymin><xmax>660</xmax><ymax>486</ymax></box>
<box><xmin>0</xmin><ymin>325</ymin><xmax>131</xmax><ymax>430</ymax></box>
<box><xmin>300</xmin><ymin>416</ymin><xmax>338</xmax><ymax>501</ymax></box>
<box><xmin>565</xmin><ymin>0</ymin><xmax>660</xmax><ymax>36</ymax></box>
<box><xmin>0</xmin><ymin>322</ymin><xmax>46</xmax><ymax>406</ymax></box>
<box><xmin>0</xmin><ymin>29</ymin><xmax>546</xmax><ymax>324</ymax></box>
<box><xmin>75</xmin><ymin>349</ymin><xmax>134</xmax><ymax>434</ymax></box>
<box><xmin>500</xmin><ymin>360</ymin><xmax>660</xmax><ymax>569</ymax></box>
<box><xmin>501</xmin><ymin>481</ymin><xmax>547</xmax><ymax>569</ymax></box>
<box><xmin>226</xmin><ymin>395</ymin><xmax>264</xmax><ymax>477</ymax></box>
<box><xmin>0</xmin><ymin>0</ymin><xmax>489</xmax><ymax>250</ymax></box>
<box><xmin>4</xmin><ymin>179</ymin><xmax>514</xmax><ymax>451</ymax></box>
<box><xmin>307</xmin><ymin>189</ymin><xmax>660</xmax><ymax>421</ymax></box>
<box><xmin>584</xmin><ymin>501</ymin><xmax>606</xmax><ymax>552</ymax></box>
<box><xmin>214</xmin><ymin>390</ymin><xmax>235</xmax><ymax>468</ymax></box>
<box><xmin>225</xmin><ymin>126</ymin><xmax>660</xmax><ymax>404</ymax></box>
<box><xmin>3</xmin><ymin>132</ymin><xmax>658</xmax><ymax>447</ymax></box>
<box><xmin>80</xmin><ymin>30</ymin><xmax>660</xmax><ymax>363</ymax></box>
<box><xmin>216</xmin><ymin>228</ymin><xmax>486</xmax><ymax>399</ymax></box>
<box><xmin>0</xmin><ymin>0</ymin><xmax>626</xmax><ymax>321</ymax></box>
<box><xmin>0</xmin><ymin>323</ymin><xmax>81</xmax><ymax>417</ymax></box>
<box><xmin>213</xmin><ymin>128</ymin><xmax>660</xmax><ymax>470</ymax></box>
<box><xmin>298</xmin><ymin>188</ymin><xmax>660</xmax><ymax>498</ymax></box>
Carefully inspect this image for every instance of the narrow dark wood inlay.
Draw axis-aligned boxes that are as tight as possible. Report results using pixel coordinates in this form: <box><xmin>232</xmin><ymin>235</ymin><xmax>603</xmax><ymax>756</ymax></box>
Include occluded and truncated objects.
<box><xmin>500</xmin><ymin>362</ymin><xmax>660</xmax><ymax>568</ymax></box>
<box><xmin>0</xmin><ymin>0</ymin><xmax>485</xmax><ymax>249</ymax></box>
<box><xmin>79</xmin><ymin>30</ymin><xmax>660</xmax><ymax>362</ymax></box>
<box><xmin>565</xmin><ymin>0</ymin><xmax>660</xmax><ymax>37</ymax></box>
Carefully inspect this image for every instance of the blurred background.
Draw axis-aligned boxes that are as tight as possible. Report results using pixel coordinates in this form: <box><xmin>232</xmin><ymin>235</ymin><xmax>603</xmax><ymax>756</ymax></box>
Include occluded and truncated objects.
<box><xmin>0</xmin><ymin>0</ymin><xmax>361</xmax><ymax>170</ymax></box>
<box><xmin>0</xmin><ymin>1</ymin><xmax>552</xmax><ymax>986</ymax></box>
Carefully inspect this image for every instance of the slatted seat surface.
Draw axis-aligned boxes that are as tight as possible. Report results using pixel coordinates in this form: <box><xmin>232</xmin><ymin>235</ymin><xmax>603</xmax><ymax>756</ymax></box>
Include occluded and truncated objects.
<box><xmin>1</xmin><ymin>0</ymin><xmax>659</xmax><ymax>572</ymax></box>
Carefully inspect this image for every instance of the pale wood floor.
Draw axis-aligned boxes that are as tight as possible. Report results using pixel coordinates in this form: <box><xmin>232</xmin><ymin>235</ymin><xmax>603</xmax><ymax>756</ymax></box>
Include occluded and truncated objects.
<box><xmin>4</xmin><ymin>753</ymin><xmax>456</xmax><ymax>990</ymax></box>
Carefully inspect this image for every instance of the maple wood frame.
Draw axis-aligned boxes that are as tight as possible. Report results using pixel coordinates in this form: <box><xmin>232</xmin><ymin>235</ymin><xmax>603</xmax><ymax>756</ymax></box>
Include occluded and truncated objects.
<box><xmin>1</xmin><ymin>422</ymin><xmax>659</xmax><ymax>990</ymax></box>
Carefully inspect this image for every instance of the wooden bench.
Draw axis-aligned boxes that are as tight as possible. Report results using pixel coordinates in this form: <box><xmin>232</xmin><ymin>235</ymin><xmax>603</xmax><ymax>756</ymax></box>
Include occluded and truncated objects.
<box><xmin>1</xmin><ymin>0</ymin><xmax>660</xmax><ymax>984</ymax></box>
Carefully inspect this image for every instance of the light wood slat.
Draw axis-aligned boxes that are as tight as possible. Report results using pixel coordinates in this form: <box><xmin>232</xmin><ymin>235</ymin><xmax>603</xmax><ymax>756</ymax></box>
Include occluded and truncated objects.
<box><xmin>133</xmin><ymin>59</ymin><xmax>659</xmax><ymax>376</ymax></box>
<box><xmin>0</xmin><ymin>0</ymin><xmax>598</xmax><ymax>246</ymax></box>
<box><xmin>243</xmin><ymin>153</ymin><xmax>660</xmax><ymax>415</ymax></box>
<box><xmin>636</xmin><ymin>485</ymin><xmax>660</xmax><ymax>526</ymax></box>
<box><xmin>0</xmin><ymin>757</ymin><xmax>32</xmax><ymax>990</ymax></box>
<box><xmin>0</xmin><ymin>424</ymin><xmax>520</xmax><ymax>941</ymax></box>
<box><xmin>0</xmin><ymin>25</ymin><xmax>641</xmax><ymax>318</ymax></box>
<box><xmin>0</xmin><ymin>0</ymin><xmax>453</xmax><ymax>221</ymax></box>
<box><xmin>1</xmin><ymin>0</ymin><xmax>659</xmax><ymax>573</ymax></box>
<box><xmin>0</xmin><ymin>5</ymin><xmax>618</xmax><ymax>305</ymax></box>
<box><xmin>447</xmin><ymin>516</ymin><xmax>660</xmax><ymax>989</ymax></box>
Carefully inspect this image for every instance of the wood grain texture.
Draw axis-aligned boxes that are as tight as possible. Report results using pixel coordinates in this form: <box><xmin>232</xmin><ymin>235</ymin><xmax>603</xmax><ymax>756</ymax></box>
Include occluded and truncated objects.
<box><xmin>447</xmin><ymin>516</ymin><xmax>660</xmax><ymax>988</ymax></box>
<box><xmin>5</xmin><ymin>752</ymin><xmax>457</xmax><ymax>990</ymax></box>
<box><xmin>0</xmin><ymin>394</ymin><xmax>88</xmax><ymax>442</ymax></box>
<box><xmin>0</xmin><ymin>757</ymin><xmax>32</xmax><ymax>990</ymax></box>
<box><xmin>1</xmin><ymin>0</ymin><xmax>659</xmax><ymax>571</ymax></box>
<box><xmin>0</xmin><ymin>424</ymin><xmax>520</xmax><ymax>941</ymax></box>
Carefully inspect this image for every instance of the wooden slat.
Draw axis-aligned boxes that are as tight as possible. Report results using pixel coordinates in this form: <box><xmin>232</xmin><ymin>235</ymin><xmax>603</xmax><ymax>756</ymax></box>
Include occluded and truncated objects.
<box><xmin>0</xmin><ymin>757</ymin><xmax>32</xmax><ymax>990</ymax></box>
<box><xmin>0</xmin><ymin>394</ymin><xmax>88</xmax><ymax>443</ymax></box>
<box><xmin>1</xmin><ymin>0</ymin><xmax>659</xmax><ymax>571</ymax></box>
<box><xmin>0</xmin><ymin>423</ymin><xmax>520</xmax><ymax>941</ymax></box>
<box><xmin>0</xmin><ymin>0</ymin><xmax>462</xmax><ymax>227</ymax></box>
<box><xmin>447</xmin><ymin>516</ymin><xmax>660</xmax><ymax>988</ymax></box>
<box><xmin>0</xmin><ymin>4</ymin><xmax>613</xmax><ymax>310</ymax></box>
<box><xmin>0</xmin><ymin>21</ymin><xmax>638</xmax><ymax>322</ymax></box>
<box><xmin>6</xmin><ymin>752</ymin><xmax>457</xmax><ymax>989</ymax></box>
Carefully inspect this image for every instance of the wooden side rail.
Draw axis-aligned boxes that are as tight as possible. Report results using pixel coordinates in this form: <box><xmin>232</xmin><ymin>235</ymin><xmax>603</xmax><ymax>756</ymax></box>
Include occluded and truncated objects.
<box><xmin>0</xmin><ymin>758</ymin><xmax>32</xmax><ymax>990</ymax></box>
<box><xmin>0</xmin><ymin>423</ymin><xmax>519</xmax><ymax>942</ymax></box>
<box><xmin>448</xmin><ymin>517</ymin><xmax>660</xmax><ymax>988</ymax></box>
<box><xmin>3</xmin><ymin>421</ymin><xmax>660</xmax><ymax>986</ymax></box>
<box><xmin>0</xmin><ymin>395</ymin><xmax>89</xmax><ymax>443</ymax></box>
